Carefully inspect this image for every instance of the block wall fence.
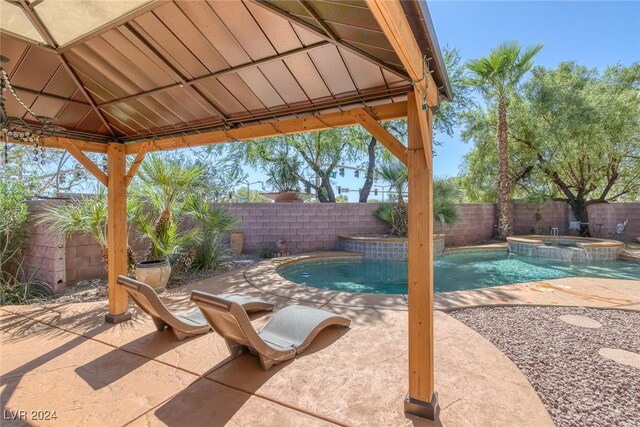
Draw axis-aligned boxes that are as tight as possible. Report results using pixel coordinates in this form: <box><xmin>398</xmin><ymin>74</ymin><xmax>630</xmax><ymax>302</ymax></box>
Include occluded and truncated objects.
<box><xmin>23</xmin><ymin>200</ymin><xmax>639</xmax><ymax>290</ymax></box>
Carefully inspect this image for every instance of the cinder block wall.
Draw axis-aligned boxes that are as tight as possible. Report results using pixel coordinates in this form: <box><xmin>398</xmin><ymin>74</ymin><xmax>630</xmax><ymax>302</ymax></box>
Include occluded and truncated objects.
<box><xmin>23</xmin><ymin>200</ymin><xmax>67</xmax><ymax>293</ymax></box>
<box><xmin>588</xmin><ymin>203</ymin><xmax>640</xmax><ymax>238</ymax></box>
<box><xmin>512</xmin><ymin>201</ymin><xmax>568</xmax><ymax>234</ymax></box>
<box><xmin>22</xmin><ymin>200</ymin><xmax>640</xmax><ymax>290</ymax></box>
<box><xmin>437</xmin><ymin>204</ymin><xmax>496</xmax><ymax>246</ymax></box>
<box><xmin>228</xmin><ymin>203</ymin><xmax>389</xmax><ymax>253</ymax></box>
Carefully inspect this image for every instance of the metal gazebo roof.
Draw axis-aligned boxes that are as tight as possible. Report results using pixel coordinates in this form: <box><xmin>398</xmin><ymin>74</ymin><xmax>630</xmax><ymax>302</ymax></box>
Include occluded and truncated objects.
<box><xmin>1</xmin><ymin>0</ymin><xmax>451</xmax><ymax>144</ymax></box>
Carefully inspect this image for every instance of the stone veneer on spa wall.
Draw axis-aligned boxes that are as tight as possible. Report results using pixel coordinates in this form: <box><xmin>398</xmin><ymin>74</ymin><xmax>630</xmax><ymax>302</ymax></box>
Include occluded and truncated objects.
<box><xmin>507</xmin><ymin>236</ymin><xmax>624</xmax><ymax>262</ymax></box>
<box><xmin>337</xmin><ymin>235</ymin><xmax>446</xmax><ymax>261</ymax></box>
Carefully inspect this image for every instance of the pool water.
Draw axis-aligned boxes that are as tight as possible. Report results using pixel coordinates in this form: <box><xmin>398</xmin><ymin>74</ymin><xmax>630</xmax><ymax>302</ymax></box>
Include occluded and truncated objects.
<box><xmin>277</xmin><ymin>251</ymin><xmax>640</xmax><ymax>294</ymax></box>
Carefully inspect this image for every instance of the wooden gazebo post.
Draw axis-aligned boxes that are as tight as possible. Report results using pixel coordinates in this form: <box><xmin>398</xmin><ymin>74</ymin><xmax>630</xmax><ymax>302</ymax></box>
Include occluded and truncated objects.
<box><xmin>405</xmin><ymin>91</ymin><xmax>437</xmax><ymax>419</ymax></box>
<box><xmin>105</xmin><ymin>142</ymin><xmax>131</xmax><ymax>323</ymax></box>
<box><xmin>366</xmin><ymin>0</ymin><xmax>441</xmax><ymax>419</ymax></box>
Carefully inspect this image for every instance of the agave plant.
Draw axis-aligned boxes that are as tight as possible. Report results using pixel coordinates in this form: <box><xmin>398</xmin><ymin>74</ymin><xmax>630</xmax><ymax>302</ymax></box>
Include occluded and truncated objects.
<box><xmin>38</xmin><ymin>189</ymin><xmax>137</xmax><ymax>270</ymax></box>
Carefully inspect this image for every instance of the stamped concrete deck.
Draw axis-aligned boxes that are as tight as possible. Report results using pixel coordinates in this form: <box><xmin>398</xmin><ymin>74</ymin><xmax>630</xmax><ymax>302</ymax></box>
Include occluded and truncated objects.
<box><xmin>1</xmin><ymin>253</ymin><xmax>638</xmax><ymax>426</ymax></box>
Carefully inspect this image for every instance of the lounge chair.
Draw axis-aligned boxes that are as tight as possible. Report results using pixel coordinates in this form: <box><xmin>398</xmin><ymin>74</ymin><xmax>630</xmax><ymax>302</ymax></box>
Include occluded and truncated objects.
<box><xmin>191</xmin><ymin>291</ymin><xmax>351</xmax><ymax>370</ymax></box>
<box><xmin>117</xmin><ymin>276</ymin><xmax>274</xmax><ymax>341</ymax></box>
<box><xmin>608</xmin><ymin>218</ymin><xmax>629</xmax><ymax>240</ymax></box>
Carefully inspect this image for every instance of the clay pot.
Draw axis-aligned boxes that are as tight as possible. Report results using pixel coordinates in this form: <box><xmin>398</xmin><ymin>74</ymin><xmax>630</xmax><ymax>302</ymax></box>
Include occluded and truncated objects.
<box><xmin>274</xmin><ymin>191</ymin><xmax>303</xmax><ymax>203</ymax></box>
<box><xmin>230</xmin><ymin>231</ymin><xmax>244</xmax><ymax>255</ymax></box>
<box><xmin>135</xmin><ymin>259</ymin><xmax>171</xmax><ymax>293</ymax></box>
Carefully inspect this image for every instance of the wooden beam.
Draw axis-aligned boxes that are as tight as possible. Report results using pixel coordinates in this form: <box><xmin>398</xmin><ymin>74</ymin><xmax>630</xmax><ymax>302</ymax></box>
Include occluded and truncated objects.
<box><xmin>58</xmin><ymin>141</ymin><xmax>109</xmax><ymax>187</ymax></box>
<box><xmin>8</xmin><ymin>136</ymin><xmax>108</xmax><ymax>153</ymax></box>
<box><xmin>412</xmin><ymin>90</ymin><xmax>434</xmax><ymax>171</ymax></box>
<box><xmin>125</xmin><ymin>141</ymin><xmax>150</xmax><ymax>187</ymax></box>
<box><xmin>350</xmin><ymin>108</ymin><xmax>407</xmax><ymax>165</ymax></box>
<box><xmin>405</xmin><ymin>91</ymin><xmax>438</xmax><ymax>419</ymax></box>
<box><xmin>105</xmin><ymin>142</ymin><xmax>131</xmax><ymax>323</ymax></box>
<box><xmin>61</xmin><ymin>140</ymin><xmax>108</xmax><ymax>186</ymax></box>
<box><xmin>125</xmin><ymin>101</ymin><xmax>408</xmax><ymax>154</ymax></box>
<box><xmin>365</xmin><ymin>0</ymin><xmax>439</xmax><ymax>107</ymax></box>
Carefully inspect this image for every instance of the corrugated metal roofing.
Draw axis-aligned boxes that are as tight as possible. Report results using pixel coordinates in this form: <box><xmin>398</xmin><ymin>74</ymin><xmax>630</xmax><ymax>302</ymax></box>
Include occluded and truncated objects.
<box><xmin>0</xmin><ymin>0</ymin><xmax>450</xmax><ymax>144</ymax></box>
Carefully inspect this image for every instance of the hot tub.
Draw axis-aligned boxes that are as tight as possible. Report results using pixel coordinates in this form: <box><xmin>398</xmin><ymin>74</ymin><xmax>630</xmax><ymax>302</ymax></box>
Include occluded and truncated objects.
<box><xmin>506</xmin><ymin>235</ymin><xmax>624</xmax><ymax>262</ymax></box>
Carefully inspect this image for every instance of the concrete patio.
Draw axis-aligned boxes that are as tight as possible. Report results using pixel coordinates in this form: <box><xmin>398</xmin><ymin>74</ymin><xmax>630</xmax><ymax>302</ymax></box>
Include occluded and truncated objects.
<box><xmin>2</xmin><ymin>256</ymin><xmax>638</xmax><ymax>426</ymax></box>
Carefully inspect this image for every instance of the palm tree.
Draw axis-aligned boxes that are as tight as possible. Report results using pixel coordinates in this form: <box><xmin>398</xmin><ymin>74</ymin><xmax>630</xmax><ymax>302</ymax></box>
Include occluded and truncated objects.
<box><xmin>433</xmin><ymin>177</ymin><xmax>462</xmax><ymax>232</ymax></box>
<box><xmin>377</xmin><ymin>160</ymin><xmax>408</xmax><ymax>203</ymax></box>
<box><xmin>465</xmin><ymin>41</ymin><xmax>543</xmax><ymax>239</ymax></box>
<box><xmin>129</xmin><ymin>154</ymin><xmax>205</xmax><ymax>261</ymax></box>
<box><xmin>375</xmin><ymin>160</ymin><xmax>409</xmax><ymax>236</ymax></box>
<box><xmin>38</xmin><ymin>189</ymin><xmax>136</xmax><ymax>270</ymax></box>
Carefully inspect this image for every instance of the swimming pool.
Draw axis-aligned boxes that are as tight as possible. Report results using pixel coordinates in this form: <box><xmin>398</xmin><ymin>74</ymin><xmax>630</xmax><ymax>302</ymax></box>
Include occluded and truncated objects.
<box><xmin>277</xmin><ymin>251</ymin><xmax>640</xmax><ymax>294</ymax></box>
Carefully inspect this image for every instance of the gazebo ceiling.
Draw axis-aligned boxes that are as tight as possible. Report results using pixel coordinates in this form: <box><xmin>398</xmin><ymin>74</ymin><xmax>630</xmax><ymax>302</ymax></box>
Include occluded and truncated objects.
<box><xmin>0</xmin><ymin>0</ymin><xmax>451</xmax><ymax>144</ymax></box>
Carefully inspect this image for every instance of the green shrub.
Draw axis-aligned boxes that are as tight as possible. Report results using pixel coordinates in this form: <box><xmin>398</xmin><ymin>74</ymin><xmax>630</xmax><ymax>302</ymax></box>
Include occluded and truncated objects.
<box><xmin>191</xmin><ymin>233</ymin><xmax>228</xmax><ymax>271</ymax></box>
<box><xmin>0</xmin><ymin>181</ymin><xmax>48</xmax><ymax>304</ymax></box>
<box><xmin>257</xmin><ymin>245</ymin><xmax>273</xmax><ymax>259</ymax></box>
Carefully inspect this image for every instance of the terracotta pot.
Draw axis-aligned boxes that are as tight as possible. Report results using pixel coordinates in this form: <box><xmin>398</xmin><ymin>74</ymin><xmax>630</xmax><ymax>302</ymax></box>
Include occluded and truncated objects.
<box><xmin>274</xmin><ymin>191</ymin><xmax>303</xmax><ymax>203</ymax></box>
<box><xmin>230</xmin><ymin>231</ymin><xmax>244</xmax><ymax>255</ymax></box>
<box><xmin>135</xmin><ymin>259</ymin><xmax>171</xmax><ymax>293</ymax></box>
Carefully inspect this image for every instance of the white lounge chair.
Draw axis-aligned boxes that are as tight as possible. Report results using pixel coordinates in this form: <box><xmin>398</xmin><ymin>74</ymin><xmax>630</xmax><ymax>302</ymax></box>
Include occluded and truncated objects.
<box><xmin>191</xmin><ymin>291</ymin><xmax>351</xmax><ymax>370</ymax></box>
<box><xmin>117</xmin><ymin>276</ymin><xmax>274</xmax><ymax>341</ymax></box>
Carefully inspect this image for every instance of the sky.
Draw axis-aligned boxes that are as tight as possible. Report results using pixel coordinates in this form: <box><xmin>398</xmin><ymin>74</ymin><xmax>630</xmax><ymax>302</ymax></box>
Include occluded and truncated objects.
<box><xmin>240</xmin><ymin>1</ymin><xmax>640</xmax><ymax>201</ymax></box>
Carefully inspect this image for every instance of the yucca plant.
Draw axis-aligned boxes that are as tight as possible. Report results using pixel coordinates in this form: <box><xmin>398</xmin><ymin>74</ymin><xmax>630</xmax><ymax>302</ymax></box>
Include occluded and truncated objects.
<box><xmin>175</xmin><ymin>195</ymin><xmax>238</xmax><ymax>271</ymax></box>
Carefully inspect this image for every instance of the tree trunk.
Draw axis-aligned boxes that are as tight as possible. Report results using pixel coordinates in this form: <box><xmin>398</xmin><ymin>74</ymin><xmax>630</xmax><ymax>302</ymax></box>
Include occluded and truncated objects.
<box><xmin>359</xmin><ymin>136</ymin><xmax>377</xmax><ymax>203</ymax></box>
<box><xmin>568</xmin><ymin>199</ymin><xmax>591</xmax><ymax>237</ymax></box>
<box><xmin>496</xmin><ymin>97</ymin><xmax>512</xmax><ymax>239</ymax></box>
<box><xmin>319</xmin><ymin>174</ymin><xmax>336</xmax><ymax>202</ymax></box>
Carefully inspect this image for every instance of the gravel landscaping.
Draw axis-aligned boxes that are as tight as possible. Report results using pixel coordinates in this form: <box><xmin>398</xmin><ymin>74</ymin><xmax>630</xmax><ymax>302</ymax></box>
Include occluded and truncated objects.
<box><xmin>450</xmin><ymin>306</ymin><xmax>640</xmax><ymax>427</ymax></box>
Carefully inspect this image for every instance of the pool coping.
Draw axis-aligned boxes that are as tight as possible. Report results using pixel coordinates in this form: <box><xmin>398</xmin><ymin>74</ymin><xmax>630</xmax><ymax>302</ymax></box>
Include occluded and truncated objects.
<box><xmin>244</xmin><ymin>249</ymin><xmax>640</xmax><ymax>312</ymax></box>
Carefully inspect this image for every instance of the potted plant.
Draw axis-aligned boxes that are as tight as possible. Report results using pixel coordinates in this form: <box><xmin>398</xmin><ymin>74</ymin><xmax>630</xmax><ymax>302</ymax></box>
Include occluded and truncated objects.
<box><xmin>130</xmin><ymin>155</ymin><xmax>204</xmax><ymax>292</ymax></box>
<box><xmin>265</xmin><ymin>154</ymin><xmax>303</xmax><ymax>203</ymax></box>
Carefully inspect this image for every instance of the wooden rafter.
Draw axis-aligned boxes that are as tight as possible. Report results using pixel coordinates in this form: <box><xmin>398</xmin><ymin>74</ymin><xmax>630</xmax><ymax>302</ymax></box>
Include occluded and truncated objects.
<box><xmin>365</xmin><ymin>0</ymin><xmax>439</xmax><ymax>108</ymax></box>
<box><xmin>60</xmin><ymin>140</ymin><xmax>108</xmax><ymax>187</ymax></box>
<box><xmin>350</xmin><ymin>108</ymin><xmax>407</xmax><ymax>165</ymax></box>
<box><xmin>123</xmin><ymin>101</ymin><xmax>408</xmax><ymax>154</ymax></box>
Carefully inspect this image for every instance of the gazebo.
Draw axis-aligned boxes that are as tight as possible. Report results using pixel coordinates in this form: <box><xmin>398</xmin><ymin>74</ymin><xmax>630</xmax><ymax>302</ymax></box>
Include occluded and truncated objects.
<box><xmin>1</xmin><ymin>0</ymin><xmax>451</xmax><ymax>419</ymax></box>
